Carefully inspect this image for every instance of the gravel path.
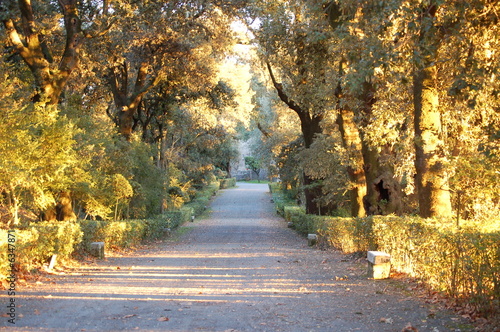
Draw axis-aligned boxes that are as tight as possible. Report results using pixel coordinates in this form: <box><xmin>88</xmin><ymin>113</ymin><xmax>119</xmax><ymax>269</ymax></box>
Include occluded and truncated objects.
<box><xmin>1</xmin><ymin>183</ymin><xmax>472</xmax><ymax>331</ymax></box>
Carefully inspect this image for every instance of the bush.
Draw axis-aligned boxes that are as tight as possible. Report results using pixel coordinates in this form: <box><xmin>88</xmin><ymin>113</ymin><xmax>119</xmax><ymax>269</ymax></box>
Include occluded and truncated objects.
<box><xmin>219</xmin><ymin>177</ymin><xmax>236</xmax><ymax>189</ymax></box>
<box><xmin>318</xmin><ymin>215</ymin><xmax>500</xmax><ymax>317</ymax></box>
<box><xmin>284</xmin><ymin>206</ymin><xmax>304</xmax><ymax>222</ymax></box>
<box><xmin>271</xmin><ymin>190</ymin><xmax>296</xmax><ymax>217</ymax></box>
<box><xmin>103</xmin><ymin>220</ymin><xmax>146</xmax><ymax>249</ymax></box>
<box><xmin>143</xmin><ymin>217</ymin><xmax>170</xmax><ymax>240</ymax></box>
<box><xmin>0</xmin><ymin>221</ymin><xmax>83</xmax><ymax>279</ymax></box>
<box><xmin>161</xmin><ymin>206</ymin><xmax>194</xmax><ymax>228</ymax></box>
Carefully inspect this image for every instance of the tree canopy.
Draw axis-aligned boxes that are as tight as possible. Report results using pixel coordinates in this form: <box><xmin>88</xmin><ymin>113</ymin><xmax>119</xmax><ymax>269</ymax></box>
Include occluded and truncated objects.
<box><xmin>1</xmin><ymin>0</ymin><xmax>498</xmax><ymax>226</ymax></box>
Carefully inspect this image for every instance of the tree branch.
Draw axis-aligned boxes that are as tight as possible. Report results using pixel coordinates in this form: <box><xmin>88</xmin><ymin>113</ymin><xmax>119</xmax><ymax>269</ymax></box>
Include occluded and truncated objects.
<box><xmin>265</xmin><ymin>61</ymin><xmax>305</xmax><ymax>116</ymax></box>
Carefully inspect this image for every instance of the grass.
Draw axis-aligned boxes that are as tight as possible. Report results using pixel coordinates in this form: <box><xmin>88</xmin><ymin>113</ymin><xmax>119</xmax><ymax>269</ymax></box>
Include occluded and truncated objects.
<box><xmin>238</xmin><ymin>180</ymin><xmax>270</xmax><ymax>184</ymax></box>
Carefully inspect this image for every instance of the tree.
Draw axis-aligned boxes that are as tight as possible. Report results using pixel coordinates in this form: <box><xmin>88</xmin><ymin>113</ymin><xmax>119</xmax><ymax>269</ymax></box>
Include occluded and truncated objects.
<box><xmin>411</xmin><ymin>2</ymin><xmax>453</xmax><ymax>218</ymax></box>
<box><xmin>89</xmin><ymin>0</ymin><xmax>236</xmax><ymax>141</ymax></box>
<box><xmin>244</xmin><ymin>156</ymin><xmax>261</xmax><ymax>181</ymax></box>
<box><xmin>253</xmin><ymin>1</ymin><xmax>339</xmax><ymax>214</ymax></box>
<box><xmin>0</xmin><ymin>62</ymin><xmax>77</xmax><ymax>226</ymax></box>
<box><xmin>2</xmin><ymin>0</ymin><xmax>82</xmax><ymax>106</ymax></box>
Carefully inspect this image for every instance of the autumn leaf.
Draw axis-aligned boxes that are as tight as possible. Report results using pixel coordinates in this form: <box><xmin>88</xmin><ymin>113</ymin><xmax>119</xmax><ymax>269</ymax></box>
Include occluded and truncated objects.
<box><xmin>157</xmin><ymin>316</ymin><xmax>170</xmax><ymax>322</ymax></box>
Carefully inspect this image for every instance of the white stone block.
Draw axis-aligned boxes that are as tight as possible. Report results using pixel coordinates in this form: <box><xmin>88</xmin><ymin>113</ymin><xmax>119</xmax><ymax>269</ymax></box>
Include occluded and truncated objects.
<box><xmin>307</xmin><ymin>234</ymin><xmax>317</xmax><ymax>246</ymax></box>
<box><xmin>367</xmin><ymin>251</ymin><xmax>391</xmax><ymax>264</ymax></box>
<box><xmin>367</xmin><ymin>251</ymin><xmax>391</xmax><ymax>279</ymax></box>
<box><xmin>90</xmin><ymin>241</ymin><xmax>105</xmax><ymax>259</ymax></box>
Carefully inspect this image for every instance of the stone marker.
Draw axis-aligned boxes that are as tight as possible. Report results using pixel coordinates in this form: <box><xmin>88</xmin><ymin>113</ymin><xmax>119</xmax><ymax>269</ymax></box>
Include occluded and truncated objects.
<box><xmin>48</xmin><ymin>254</ymin><xmax>57</xmax><ymax>270</ymax></box>
<box><xmin>307</xmin><ymin>234</ymin><xmax>317</xmax><ymax>246</ymax></box>
<box><xmin>367</xmin><ymin>251</ymin><xmax>391</xmax><ymax>279</ymax></box>
<box><xmin>90</xmin><ymin>241</ymin><xmax>105</xmax><ymax>259</ymax></box>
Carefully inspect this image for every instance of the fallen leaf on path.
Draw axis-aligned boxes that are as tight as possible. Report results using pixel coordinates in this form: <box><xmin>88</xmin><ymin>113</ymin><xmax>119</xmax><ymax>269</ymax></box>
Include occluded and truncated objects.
<box><xmin>123</xmin><ymin>314</ymin><xmax>137</xmax><ymax>319</ymax></box>
<box><xmin>157</xmin><ymin>316</ymin><xmax>169</xmax><ymax>321</ymax></box>
<box><xmin>379</xmin><ymin>317</ymin><xmax>393</xmax><ymax>324</ymax></box>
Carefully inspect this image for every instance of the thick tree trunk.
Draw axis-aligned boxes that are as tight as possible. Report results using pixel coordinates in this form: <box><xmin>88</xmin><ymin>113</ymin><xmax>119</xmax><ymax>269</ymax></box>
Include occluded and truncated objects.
<box><xmin>109</xmin><ymin>62</ymin><xmax>156</xmax><ymax>140</ymax></box>
<box><xmin>336</xmin><ymin>108</ymin><xmax>367</xmax><ymax>217</ymax></box>
<box><xmin>362</xmin><ymin>144</ymin><xmax>403</xmax><ymax>215</ymax></box>
<box><xmin>301</xmin><ymin>114</ymin><xmax>324</xmax><ymax>215</ymax></box>
<box><xmin>358</xmin><ymin>82</ymin><xmax>403</xmax><ymax>215</ymax></box>
<box><xmin>413</xmin><ymin>4</ymin><xmax>452</xmax><ymax>218</ymax></box>
<box><xmin>3</xmin><ymin>0</ymin><xmax>82</xmax><ymax>106</ymax></box>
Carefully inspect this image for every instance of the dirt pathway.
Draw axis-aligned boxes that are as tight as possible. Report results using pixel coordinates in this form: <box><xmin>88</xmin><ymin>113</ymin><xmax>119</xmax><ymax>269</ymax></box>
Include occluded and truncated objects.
<box><xmin>2</xmin><ymin>183</ymin><xmax>471</xmax><ymax>331</ymax></box>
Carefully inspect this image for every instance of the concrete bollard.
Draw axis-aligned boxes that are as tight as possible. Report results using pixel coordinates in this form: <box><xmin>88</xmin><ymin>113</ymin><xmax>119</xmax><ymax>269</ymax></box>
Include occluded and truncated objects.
<box><xmin>90</xmin><ymin>242</ymin><xmax>105</xmax><ymax>259</ymax></box>
<box><xmin>367</xmin><ymin>251</ymin><xmax>391</xmax><ymax>279</ymax></box>
<box><xmin>48</xmin><ymin>254</ymin><xmax>57</xmax><ymax>270</ymax></box>
<box><xmin>307</xmin><ymin>234</ymin><xmax>318</xmax><ymax>246</ymax></box>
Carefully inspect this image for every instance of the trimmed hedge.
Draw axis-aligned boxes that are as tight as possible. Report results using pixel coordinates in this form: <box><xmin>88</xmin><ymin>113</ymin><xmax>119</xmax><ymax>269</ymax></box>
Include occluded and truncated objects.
<box><xmin>161</xmin><ymin>207</ymin><xmax>194</xmax><ymax>227</ymax></box>
<box><xmin>0</xmin><ymin>181</ymin><xmax>222</xmax><ymax>280</ymax></box>
<box><xmin>0</xmin><ymin>222</ymin><xmax>83</xmax><ymax>276</ymax></box>
<box><xmin>219</xmin><ymin>177</ymin><xmax>236</xmax><ymax>189</ymax></box>
<box><xmin>273</xmin><ymin>189</ymin><xmax>500</xmax><ymax>317</ymax></box>
<box><xmin>185</xmin><ymin>181</ymin><xmax>220</xmax><ymax>216</ymax></box>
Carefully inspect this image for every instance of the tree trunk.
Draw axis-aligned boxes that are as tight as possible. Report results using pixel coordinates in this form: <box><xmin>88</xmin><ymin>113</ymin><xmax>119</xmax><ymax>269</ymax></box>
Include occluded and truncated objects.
<box><xmin>358</xmin><ymin>82</ymin><xmax>403</xmax><ymax>215</ymax></box>
<box><xmin>3</xmin><ymin>0</ymin><xmax>82</xmax><ymax>106</ymax></box>
<box><xmin>413</xmin><ymin>3</ymin><xmax>452</xmax><ymax>218</ymax></box>
<box><xmin>109</xmin><ymin>62</ymin><xmax>156</xmax><ymax>140</ymax></box>
<box><xmin>362</xmin><ymin>144</ymin><xmax>403</xmax><ymax>215</ymax></box>
<box><xmin>336</xmin><ymin>108</ymin><xmax>367</xmax><ymax>217</ymax></box>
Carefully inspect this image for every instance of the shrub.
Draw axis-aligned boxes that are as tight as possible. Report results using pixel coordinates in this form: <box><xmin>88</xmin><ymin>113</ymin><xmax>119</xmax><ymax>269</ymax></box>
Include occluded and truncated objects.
<box><xmin>161</xmin><ymin>206</ymin><xmax>194</xmax><ymax>228</ymax></box>
<box><xmin>284</xmin><ymin>206</ymin><xmax>304</xmax><ymax>222</ymax></box>
<box><xmin>143</xmin><ymin>217</ymin><xmax>170</xmax><ymax>240</ymax></box>
<box><xmin>77</xmin><ymin>220</ymin><xmax>108</xmax><ymax>252</ymax></box>
<box><xmin>0</xmin><ymin>221</ymin><xmax>82</xmax><ymax>279</ymax></box>
<box><xmin>104</xmin><ymin>220</ymin><xmax>146</xmax><ymax>249</ymax></box>
<box><xmin>219</xmin><ymin>177</ymin><xmax>236</xmax><ymax>189</ymax></box>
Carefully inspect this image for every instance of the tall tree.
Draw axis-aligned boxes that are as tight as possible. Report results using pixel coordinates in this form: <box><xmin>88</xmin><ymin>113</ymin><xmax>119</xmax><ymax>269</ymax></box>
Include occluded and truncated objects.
<box><xmin>255</xmin><ymin>2</ymin><xmax>338</xmax><ymax>214</ymax></box>
<box><xmin>412</xmin><ymin>2</ymin><xmax>453</xmax><ymax>218</ymax></box>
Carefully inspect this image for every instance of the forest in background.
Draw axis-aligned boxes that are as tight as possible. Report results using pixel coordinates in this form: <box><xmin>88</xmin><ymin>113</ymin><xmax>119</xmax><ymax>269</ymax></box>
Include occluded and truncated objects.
<box><xmin>0</xmin><ymin>0</ymin><xmax>499</xmax><ymax>227</ymax></box>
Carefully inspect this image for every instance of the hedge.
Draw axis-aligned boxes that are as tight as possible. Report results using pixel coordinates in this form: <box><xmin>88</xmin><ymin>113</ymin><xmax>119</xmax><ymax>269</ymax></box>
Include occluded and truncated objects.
<box><xmin>0</xmin><ymin>181</ymin><xmax>222</xmax><ymax>280</ymax></box>
<box><xmin>273</xmin><ymin>190</ymin><xmax>500</xmax><ymax>317</ymax></box>
<box><xmin>0</xmin><ymin>221</ymin><xmax>83</xmax><ymax>277</ymax></box>
<box><xmin>161</xmin><ymin>207</ymin><xmax>194</xmax><ymax>227</ymax></box>
<box><xmin>219</xmin><ymin>177</ymin><xmax>236</xmax><ymax>189</ymax></box>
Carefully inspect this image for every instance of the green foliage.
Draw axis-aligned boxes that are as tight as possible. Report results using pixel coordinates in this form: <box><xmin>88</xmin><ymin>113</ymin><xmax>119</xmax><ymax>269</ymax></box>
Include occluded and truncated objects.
<box><xmin>103</xmin><ymin>220</ymin><xmax>147</xmax><ymax>249</ymax></box>
<box><xmin>244</xmin><ymin>156</ymin><xmax>261</xmax><ymax>176</ymax></box>
<box><xmin>161</xmin><ymin>207</ymin><xmax>195</xmax><ymax>228</ymax></box>
<box><xmin>77</xmin><ymin>216</ymin><xmax>173</xmax><ymax>253</ymax></box>
<box><xmin>0</xmin><ymin>222</ymin><xmax>82</xmax><ymax>279</ymax></box>
<box><xmin>219</xmin><ymin>177</ymin><xmax>237</xmax><ymax>189</ymax></box>
<box><xmin>77</xmin><ymin>220</ymin><xmax>108</xmax><ymax>252</ymax></box>
<box><xmin>0</xmin><ymin>96</ymin><xmax>78</xmax><ymax>226</ymax></box>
